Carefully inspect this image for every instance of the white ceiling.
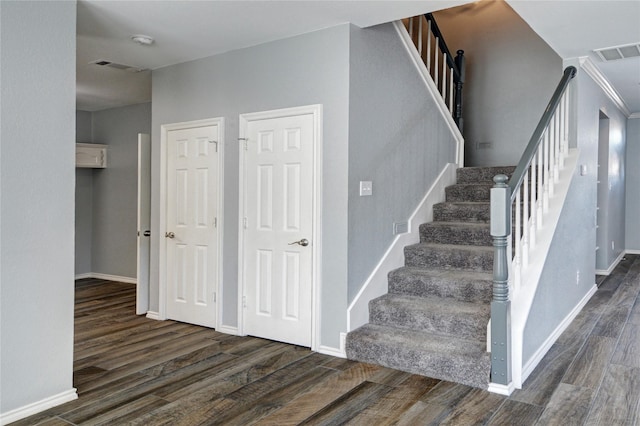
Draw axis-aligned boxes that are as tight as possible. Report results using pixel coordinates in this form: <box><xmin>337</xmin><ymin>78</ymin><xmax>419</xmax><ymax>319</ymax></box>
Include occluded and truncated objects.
<box><xmin>506</xmin><ymin>0</ymin><xmax>640</xmax><ymax>114</ymax></box>
<box><xmin>76</xmin><ymin>0</ymin><xmax>470</xmax><ymax>111</ymax></box>
<box><xmin>77</xmin><ymin>0</ymin><xmax>640</xmax><ymax>114</ymax></box>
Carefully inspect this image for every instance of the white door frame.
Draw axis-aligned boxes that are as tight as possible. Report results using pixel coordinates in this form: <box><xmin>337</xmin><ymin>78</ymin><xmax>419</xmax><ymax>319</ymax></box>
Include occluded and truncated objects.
<box><xmin>159</xmin><ymin>117</ymin><xmax>225</xmax><ymax>324</ymax></box>
<box><xmin>136</xmin><ymin>133</ymin><xmax>151</xmax><ymax>315</ymax></box>
<box><xmin>238</xmin><ymin>104</ymin><xmax>323</xmax><ymax>351</ymax></box>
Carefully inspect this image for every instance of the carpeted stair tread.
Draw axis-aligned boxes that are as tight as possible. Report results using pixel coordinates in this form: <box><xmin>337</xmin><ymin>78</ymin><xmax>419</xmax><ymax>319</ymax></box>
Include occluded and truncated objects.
<box><xmin>389</xmin><ymin>266</ymin><xmax>492</xmax><ymax>303</ymax></box>
<box><xmin>456</xmin><ymin>166</ymin><xmax>516</xmax><ymax>183</ymax></box>
<box><xmin>405</xmin><ymin>243</ymin><xmax>493</xmax><ymax>271</ymax></box>
<box><xmin>445</xmin><ymin>183</ymin><xmax>493</xmax><ymax>202</ymax></box>
<box><xmin>369</xmin><ymin>294</ymin><xmax>489</xmax><ymax>339</ymax></box>
<box><xmin>420</xmin><ymin>221</ymin><xmax>491</xmax><ymax>246</ymax></box>
<box><xmin>433</xmin><ymin>201</ymin><xmax>491</xmax><ymax>223</ymax></box>
<box><xmin>345</xmin><ymin>323</ymin><xmax>490</xmax><ymax>388</ymax></box>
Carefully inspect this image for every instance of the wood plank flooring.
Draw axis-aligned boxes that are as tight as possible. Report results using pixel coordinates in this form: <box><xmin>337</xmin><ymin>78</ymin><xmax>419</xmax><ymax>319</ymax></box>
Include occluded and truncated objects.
<box><xmin>12</xmin><ymin>255</ymin><xmax>640</xmax><ymax>425</ymax></box>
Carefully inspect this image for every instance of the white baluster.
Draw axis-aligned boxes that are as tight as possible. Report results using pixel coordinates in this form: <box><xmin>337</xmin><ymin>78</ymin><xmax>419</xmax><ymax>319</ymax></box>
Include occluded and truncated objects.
<box><xmin>418</xmin><ymin>16</ymin><xmax>423</xmax><ymax>57</ymax></box>
<box><xmin>552</xmin><ymin>111</ymin><xmax>560</xmax><ymax>181</ymax></box>
<box><xmin>514</xmin><ymin>189</ymin><xmax>522</xmax><ymax>290</ymax></box>
<box><xmin>442</xmin><ymin>52</ymin><xmax>447</xmax><ymax>98</ymax></box>
<box><xmin>409</xmin><ymin>17</ymin><xmax>414</xmax><ymax>42</ymax></box>
<box><xmin>537</xmin><ymin>143</ymin><xmax>544</xmax><ymax>228</ymax></box>
<box><xmin>434</xmin><ymin>37</ymin><xmax>439</xmax><ymax>88</ymax></box>
<box><xmin>530</xmin><ymin>157</ymin><xmax>537</xmax><ymax>249</ymax></box>
<box><xmin>544</xmin><ymin>129</ymin><xmax>551</xmax><ymax>205</ymax></box>
<box><xmin>559</xmin><ymin>101</ymin><xmax>565</xmax><ymax>169</ymax></box>
<box><xmin>426</xmin><ymin>20</ymin><xmax>432</xmax><ymax>72</ymax></box>
<box><xmin>522</xmin><ymin>170</ymin><xmax>529</xmax><ymax>267</ymax></box>
<box><xmin>563</xmin><ymin>91</ymin><xmax>570</xmax><ymax>157</ymax></box>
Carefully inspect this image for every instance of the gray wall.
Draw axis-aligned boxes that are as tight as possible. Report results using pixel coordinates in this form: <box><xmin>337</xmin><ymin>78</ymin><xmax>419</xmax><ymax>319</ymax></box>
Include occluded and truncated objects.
<box><xmin>434</xmin><ymin>0</ymin><xmax>562</xmax><ymax>167</ymax></box>
<box><xmin>1</xmin><ymin>0</ymin><xmax>76</xmax><ymax>414</ymax></box>
<box><xmin>91</xmin><ymin>103</ymin><xmax>152</xmax><ymax>278</ymax></box>
<box><xmin>522</xmin><ymin>66</ymin><xmax>628</xmax><ymax>363</ymax></box>
<box><xmin>76</xmin><ymin>111</ymin><xmax>93</xmax><ymax>275</ymax></box>
<box><xmin>595</xmin><ymin>108</ymin><xmax>627</xmax><ymax>271</ymax></box>
<box><xmin>626</xmin><ymin>118</ymin><xmax>640</xmax><ymax>251</ymax></box>
<box><xmin>151</xmin><ymin>25</ymin><xmax>350</xmax><ymax>347</ymax></box>
<box><xmin>347</xmin><ymin>23</ymin><xmax>457</xmax><ymax>301</ymax></box>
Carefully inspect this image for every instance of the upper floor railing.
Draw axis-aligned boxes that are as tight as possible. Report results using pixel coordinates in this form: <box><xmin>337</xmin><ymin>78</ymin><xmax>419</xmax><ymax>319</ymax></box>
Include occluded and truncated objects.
<box><xmin>404</xmin><ymin>14</ymin><xmax>465</xmax><ymax>132</ymax></box>
<box><xmin>489</xmin><ymin>66</ymin><xmax>577</xmax><ymax>391</ymax></box>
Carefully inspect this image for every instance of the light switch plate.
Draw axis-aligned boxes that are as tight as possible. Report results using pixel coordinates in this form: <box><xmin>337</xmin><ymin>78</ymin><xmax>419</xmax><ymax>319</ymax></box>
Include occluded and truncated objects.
<box><xmin>360</xmin><ymin>181</ymin><xmax>372</xmax><ymax>196</ymax></box>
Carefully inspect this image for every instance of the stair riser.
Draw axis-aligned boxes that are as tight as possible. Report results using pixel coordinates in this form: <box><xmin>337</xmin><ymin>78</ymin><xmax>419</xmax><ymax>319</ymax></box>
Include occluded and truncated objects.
<box><xmin>433</xmin><ymin>203</ymin><xmax>491</xmax><ymax>223</ymax></box>
<box><xmin>388</xmin><ymin>270</ymin><xmax>492</xmax><ymax>303</ymax></box>
<box><xmin>445</xmin><ymin>185</ymin><xmax>492</xmax><ymax>202</ymax></box>
<box><xmin>456</xmin><ymin>166</ymin><xmax>516</xmax><ymax>184</ymax></box>
<box><xmin>369</xmin><ymin>300</ymin><xmax>487</xmax><ymax>339</ymax></box>
<box><xmin>420</xmin><ymin>225</ymin><xmax>492</xmax><ymax>246</ymax></box>
<box><xmin>345</xmin><ymin>338</ymin><xmax>490</xmax><ymax>389</ymax></box>
<box><xmin>405</xmin><ymin>246</ymin><xmax>493</xmax><ymax>271</ymax></box>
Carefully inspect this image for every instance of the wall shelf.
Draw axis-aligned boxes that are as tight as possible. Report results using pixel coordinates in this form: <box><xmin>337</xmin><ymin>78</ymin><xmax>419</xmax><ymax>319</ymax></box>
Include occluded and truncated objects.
<box><xmin>76</xmin><ymin>143</ymin><xmax>107</xmax><ymax>168</ymax></box>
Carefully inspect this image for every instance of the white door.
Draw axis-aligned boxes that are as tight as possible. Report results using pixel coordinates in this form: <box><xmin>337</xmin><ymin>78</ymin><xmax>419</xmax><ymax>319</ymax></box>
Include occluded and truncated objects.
<box><xmin>136</xmin><ymin>134</ymin><xmax>151</xmax><ymax>315</ymax></box>
<box><xmin>241</xmin><ymin>110</ymin><xmax>316</xmax><ymax>347</ymax></box>
<box><xmin>165</xmin><ymin>124</ymin><xmax>220</xmax><ymax>328</ymax></box>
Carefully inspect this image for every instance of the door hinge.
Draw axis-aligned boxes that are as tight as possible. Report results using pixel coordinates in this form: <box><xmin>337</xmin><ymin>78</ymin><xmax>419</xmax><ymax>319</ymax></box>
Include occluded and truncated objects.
<box><xmin>242</xmin><ymin>296</ymin><xmax>247</xmax><ymax>308</ymax></box>
<box><xmin>238</xmin><ymin>137</ymin><xmax>248</xmax><ymax>150</ymax></box>
<box><xmin>213</xmin><ymin>217</ymin><xmax>217</xmax><ymax>228</ymax></box>
<box><xmin>213</xmin><ymin>292</ymin><xmax>216</xmax><ymax>303</ymax></box>
<box><xmin>243</xmin><ymin>217</ymin><xmax>248</xmax><ymax>229</ymax></box>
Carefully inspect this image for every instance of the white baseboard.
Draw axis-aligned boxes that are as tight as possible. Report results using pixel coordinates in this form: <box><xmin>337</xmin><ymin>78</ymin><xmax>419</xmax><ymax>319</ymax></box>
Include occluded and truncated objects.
<box><xmin>74</xmin><ymin>272</ymin><xmax>93</xmax><ymax>280</ymax></box>
<box><xmin>596</xmin><ymin>251</ymin><xmax>627</xmax><ymax>276</ymax></box>
<box><xmin>217</xmin><ymin>325</ymin><xmax>240</xmax><ymax>335</ymax></box>
<box><xmin>487</xmin><ymin>382</ymin><xmax>515</xmax><ymax>396</ymax></box>
<box><xmin>347</xmin><ymin>163</ymin><xmax>457</xmax><ymax>331</ymax></box>
<box><xmin>146</xmin><ymin>311</ymin><xmax>161</xmax><ymax>320</ymax></box>
<box><xmin>0</xmin><ymin>388</ymin><xmax>77</xmax><ymax>425</ymax></box>
<box><xmin>625</xmin><ymin>249</ymin><xmax>640</xmax><ymax>255</ymax></box>
<box><xmin>317</xmin><ymin>333</ymin><xmax>347</xmax><ymax>358</ymax></box>
<box><xmin>521</xmin><ymin>284</ymin><xmax>597</xmax><ymax>383</ymax></box>
<box><xmin>75</xmin><ymin>272</ymin><xmax>136</xmax><ymax>284</ymax></box>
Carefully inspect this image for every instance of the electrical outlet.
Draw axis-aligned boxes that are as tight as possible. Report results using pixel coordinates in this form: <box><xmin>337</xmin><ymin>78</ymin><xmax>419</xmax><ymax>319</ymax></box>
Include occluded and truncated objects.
<box><xmin>576</xmin><ymin>270</ymin><xmax>580</xmax><ymax>285</ymax></box>
<box><xmin>612</xmin><ymin>241</ymin><xmax>615</xmax><ymax>250</ymax></box>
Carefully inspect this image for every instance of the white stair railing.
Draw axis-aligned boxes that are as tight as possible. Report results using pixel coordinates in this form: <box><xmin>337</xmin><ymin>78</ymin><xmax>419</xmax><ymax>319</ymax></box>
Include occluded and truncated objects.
<box><xmin>489</xmin><ymin>66</ymin><xmax>577</xmax><ymax>393</ymax></box>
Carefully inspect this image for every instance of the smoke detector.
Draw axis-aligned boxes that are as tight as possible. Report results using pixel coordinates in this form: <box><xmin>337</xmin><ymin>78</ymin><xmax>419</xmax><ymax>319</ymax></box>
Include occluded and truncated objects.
<box><xmin>131</xmin><ymin>34</ymin><xmax>154</xmax><ymax>46</ymax></box>
<box><xmin>594</xmin><ymin>42</ymin><xmax>640</xmax><ymax>62</ymax></box>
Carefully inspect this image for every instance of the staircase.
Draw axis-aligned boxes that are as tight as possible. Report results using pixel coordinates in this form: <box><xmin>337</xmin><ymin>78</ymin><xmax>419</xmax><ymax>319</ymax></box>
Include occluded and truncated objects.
<box><xmin>346</xmin><ymin>165</ymin><xmax>515</xmax><ymax>389</ymax></box>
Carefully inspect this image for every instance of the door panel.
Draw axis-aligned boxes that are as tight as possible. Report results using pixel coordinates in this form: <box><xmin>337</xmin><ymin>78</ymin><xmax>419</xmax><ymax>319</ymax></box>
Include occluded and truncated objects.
<box><xmin>166</xmin><ymin>125</ymin><xmax>219</xmax><ymax>328</ymax></box>
<box><xmin>242</xmin><ymin>113</ymin><xmax>314</xmax><ymax>347</ymax></box>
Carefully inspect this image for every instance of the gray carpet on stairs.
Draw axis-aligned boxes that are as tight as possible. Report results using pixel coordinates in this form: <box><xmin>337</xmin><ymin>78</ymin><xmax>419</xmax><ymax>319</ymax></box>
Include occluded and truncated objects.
<box><xmin>346</xmin><ymin>165</ymin><xmax>515</xmax><ymax>389</ymax></box>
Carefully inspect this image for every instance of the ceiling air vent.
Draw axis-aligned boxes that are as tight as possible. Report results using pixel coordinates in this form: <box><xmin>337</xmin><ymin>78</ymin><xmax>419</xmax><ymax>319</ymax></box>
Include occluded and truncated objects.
<box><xmin>90</xmin><ymin>59</ymin><xmax>146</xmax><ymax>73</ymax></box>
<box><xmin>594</xmin><ymin>43</ymin><xmax>640</xmax><ymax>62</ymax></box>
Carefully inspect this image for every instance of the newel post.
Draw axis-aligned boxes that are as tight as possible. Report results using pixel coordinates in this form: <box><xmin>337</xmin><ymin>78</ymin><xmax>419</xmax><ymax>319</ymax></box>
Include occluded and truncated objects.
<box><xmin>454</xmin><ymin>50</ymin><xmax>465</xmax><ymax>132</ymax></box>
<box><xmin>490</xmin><ymin>174</ymin><xmax>512</xmax><ymax>387</ymax></box>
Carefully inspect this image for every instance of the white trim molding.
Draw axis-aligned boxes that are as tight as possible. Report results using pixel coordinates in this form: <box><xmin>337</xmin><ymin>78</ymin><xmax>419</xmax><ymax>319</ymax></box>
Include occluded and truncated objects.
<box><xmin>520</xmin><ymin>284</ymin><xmax>597</xmax><ymax>383</ymax></box>
<box><xmin>596</xmin><ymin>251</ymin><xmax>627</xmax><ymax>276</ymax></box>
<box><xmin>574</xmin><ymin>56</ymin><xmax>632</xmax><ymax>117</ymax></box>
<box><xmin>74</xmin><ymin>273</ymin><xmax>136</xmax><ymax>284</ymax></box>
<box><xmin>348</xmin><ymin>163</ymin><xmax>457</xmax><ymax>331</ymax></box>
<box><xmin>146</xmin><ymin>311</ymin><xmax>161</xmax><ymax>320</ymax></box>
<box><xmin>217</xmin><ymin>325</ymin><xmax>240</xmax><ymax>336</ymax></box>
<box><xmin>317</xmin><ymin>332</ymin><xmax>347</xmax><ymax>358</ymax></box>
<box><xmin>487</xmin><ymin>382</ymin><xmax>515</xmax><ymax>396</ymax></box>
<box><xmin>630</xmin><ymin>113</ymin><xmax>640</xmax><ymax>120</ymax></box>
<box><xmin>0</xmin><ymin>389</ymin><xmax>77</xmax><ymax>425</ymax></box>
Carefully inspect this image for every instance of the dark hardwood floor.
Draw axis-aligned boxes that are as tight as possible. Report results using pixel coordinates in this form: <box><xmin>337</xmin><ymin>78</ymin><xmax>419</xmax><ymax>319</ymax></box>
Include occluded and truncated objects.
<box><xmin>12</xmin><ymin>255</ymin><xmax>640</xmax><ymax>425</ymax></box>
